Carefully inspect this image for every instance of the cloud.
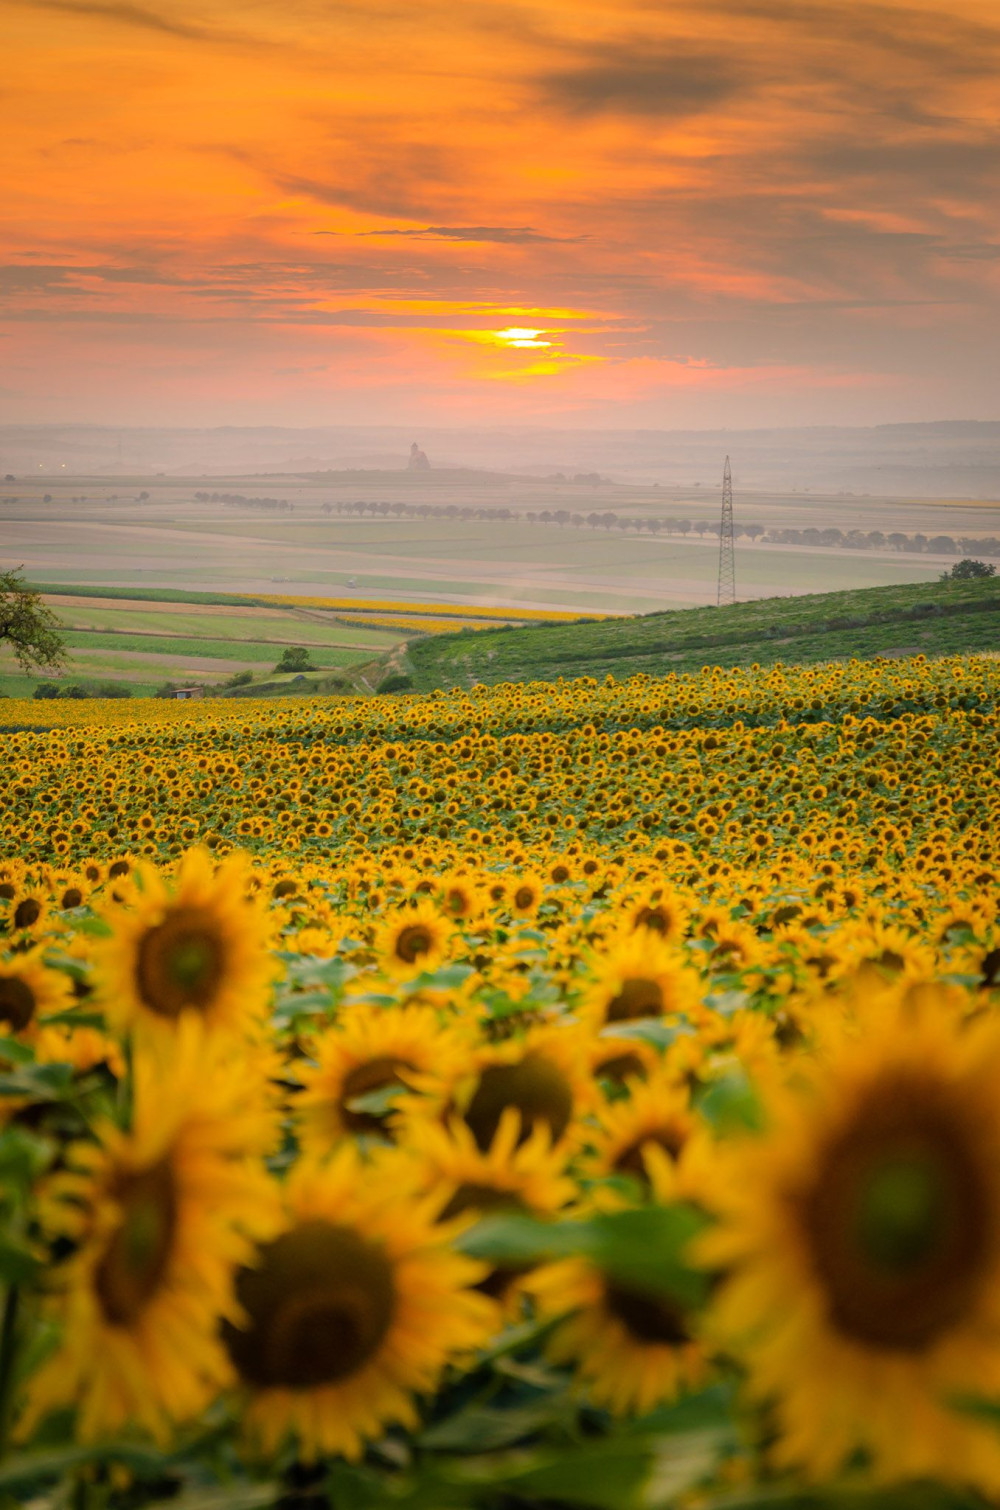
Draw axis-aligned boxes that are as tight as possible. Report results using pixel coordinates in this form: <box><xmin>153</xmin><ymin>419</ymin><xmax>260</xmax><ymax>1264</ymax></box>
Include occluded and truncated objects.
<box><xmin>536</xmin><ymin>43</ymin><xmax>746</xmax><ymax>117</ymax></box>
<box><xmin>331</xmin><ymin>226</ymin><xmax>580</xmax><ymax>245</ymax></box>
<box><xmin>708</xmin><ymin>0</ymin><xmax>1000</xmax><ymax>75</ymax></box>
<box><xmin>12</xmin><ymin>0</ymin><xmax>257</xmax><ymax>43</ymax></box>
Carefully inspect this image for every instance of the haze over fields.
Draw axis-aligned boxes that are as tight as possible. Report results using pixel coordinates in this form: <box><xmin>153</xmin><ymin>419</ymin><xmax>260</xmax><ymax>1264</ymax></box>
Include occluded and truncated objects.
<box><xmin>4</xmin><ymin>444</ymin><xmax>999</xmax><ymax>618</ymax></box>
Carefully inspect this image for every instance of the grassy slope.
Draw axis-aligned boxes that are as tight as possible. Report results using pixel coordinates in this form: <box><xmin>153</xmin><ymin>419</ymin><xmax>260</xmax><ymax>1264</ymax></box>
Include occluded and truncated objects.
<box><xmin>405</xmin><ymin>576</ymin><xmax>1000</xmax><ymax>690</ymax></box>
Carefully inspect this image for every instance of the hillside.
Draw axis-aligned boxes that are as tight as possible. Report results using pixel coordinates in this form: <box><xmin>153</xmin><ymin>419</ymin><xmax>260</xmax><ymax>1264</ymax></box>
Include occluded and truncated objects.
<box><xmin>404</xmin><ymin>575</ymin><xmax>1000</xmax><ymax>690</ymax></box>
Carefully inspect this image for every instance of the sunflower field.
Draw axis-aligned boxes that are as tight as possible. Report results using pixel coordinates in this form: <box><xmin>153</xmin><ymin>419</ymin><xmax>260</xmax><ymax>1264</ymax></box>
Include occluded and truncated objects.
<box><xmin>1</xmin><ymin>652</ymin><xmax>999</xmax><ymax>1509</ymax></box>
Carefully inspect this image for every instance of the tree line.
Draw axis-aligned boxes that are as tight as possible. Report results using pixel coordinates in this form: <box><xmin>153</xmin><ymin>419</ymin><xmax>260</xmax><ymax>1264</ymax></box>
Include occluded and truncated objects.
<box><xmin>319</xmin><ymin>500</ymin><xmax>1000</xmax><ymax>557</ymax></box>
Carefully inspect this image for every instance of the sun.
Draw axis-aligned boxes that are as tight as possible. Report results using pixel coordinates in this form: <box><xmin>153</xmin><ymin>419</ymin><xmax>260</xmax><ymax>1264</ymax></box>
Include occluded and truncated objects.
<box><xmin>493</xmin><ymin>328</ymin><xmax>552</xmax><ymax>349</ymax></box>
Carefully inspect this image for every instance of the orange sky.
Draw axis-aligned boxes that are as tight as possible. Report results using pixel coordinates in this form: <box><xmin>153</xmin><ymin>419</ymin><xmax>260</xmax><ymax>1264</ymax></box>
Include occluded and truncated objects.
<box><xmin>4</xmin><ymin>0</ymin><xmax>1000</xmax><ymax>427</ymax></box>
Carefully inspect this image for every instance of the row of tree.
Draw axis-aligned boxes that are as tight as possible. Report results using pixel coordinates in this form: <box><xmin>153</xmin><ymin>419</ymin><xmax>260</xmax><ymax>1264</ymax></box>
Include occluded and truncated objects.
<box><xmin>318</xmin><ymin>500</ymin><xmax>1000</xmax><ymax>556</ymax></box>
<box><xmin>194</xmin><ymin>492</ymin><xmax>294</xmax><ymax>512</ymax></box>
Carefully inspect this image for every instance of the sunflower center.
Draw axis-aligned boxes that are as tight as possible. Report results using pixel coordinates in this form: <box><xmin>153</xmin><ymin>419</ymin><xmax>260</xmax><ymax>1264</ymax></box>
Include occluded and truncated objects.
<box><xmin>394</xmin><ymin>924</ymin><xmax>432</xmax><ymax>965</ymax></box>
<box><xmin>0</xmin><ymin>976</ymin><xmax>37</xmax><ymax>1032</ymax></box>
<box><xmin>340</xmin><ymin>1056</ymin><xmax>415</xmax><ymax>1134</ymax></box>
<box><xmin>606</xmin><ymin>977</ymin><xmax>665</xmax><ymax>1023</ymax></box>
<box><xmin>61</xmin><ymin>887</ymin><xmax>83</xmax><ymax>910</ymax></box>
<box><xmin>13</xmin><ymin>899</ymin><xmax>41</xmax><ymax>930</ymax></box>
<box><xmin>136</xmin><ymin>907</ymin><xmax>226</xmax><ymax>1018</ymax></box>
<box><xmin>802</xmin><ymin>1080</ymin><xmax>992</xmax><ymax>1351</ymax></box>
<box><xmin>439</xmin><ymin>1183</ymin><xmax>524</xmax><ymax>1223</ymax></box>
<box><xmin>225</xmin><ymin>1220</ymin><xmax>396</xmax><ymax>1389</ymax></box>
<box><xmin>593</xmin><ymin>1051</ymin><xmax>648</xmax><ymax>1084</ymax></box>
<box><xmin>605</xmin><ymin>1283</ymin><xmax>690</xmax><ymax>1346</ymax></box>
<box><xmin>513</xmin><ymin>886</ymin><xmax>537</xmax><ymax>910</ymax></box>
<box><xmin>464</xmin><ymin>1051</ymin><xmax>574</xmax><ymax>1151</ymax></box>
<box><xmin>634</xmin><ymin>907</ymin><xmax>668</xmax><ymax>935</ymax></box>
<box><xmin>94</xmin><ymin>1157</ymin><xmax>178</xmax><ymax>1327</ymax></box>
<box><xmin>613</xmin><ymin>1128</ymin><xmax>686</xmax><ymax>1184</ymax></box>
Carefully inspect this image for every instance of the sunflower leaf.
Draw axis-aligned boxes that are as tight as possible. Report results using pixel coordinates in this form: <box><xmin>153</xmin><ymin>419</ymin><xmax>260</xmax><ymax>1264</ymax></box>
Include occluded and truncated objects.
<box><xmin>37</xmin><ymin>1010</ymin><xmax>106</xmax><ymax>1030</ymax></box>
<box><xmin>697</xmin><ymin>1071</ymin><xmax>764</xmax><ymax>1133</ymax></box>
<box><xmin>458</xmin><ymin>1206</ymin><xmax>711</xmax><ymax>1310</ymax></box>
<box><xmin>70</xmin><ymin>915</ymin><xmax>113</xmax><ymax>938</ymax></box>
<box><xmin>0</xmin><ymin>1036</ymin><xmax>36</xmax><ymax>1065</ymax></box>
<box><xmin>0</xmin><ymin>1441</ymin><xmax>167</xmax><ymax>1491</ymax></box>
<box><xmin>0</xmin><ymin>1237</ymin><xmax>41</xmax><ymax>1283</ymax></box>
<box><xmin>419</xmin><ymin>1391</ymin><xmax>572</xmax><ymax>1452</ymax></box>
<box><xmin>598</xmin><ymin>1018</ymin><xmax>689</xmax><ymax>1047</ymax></box>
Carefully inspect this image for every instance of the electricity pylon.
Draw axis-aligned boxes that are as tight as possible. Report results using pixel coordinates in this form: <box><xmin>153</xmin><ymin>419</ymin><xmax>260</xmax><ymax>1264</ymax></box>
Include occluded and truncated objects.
<box><xmin>717</xmin><ymin>455</ymin><xmax>736</xmax><ymax>607</ymax></box>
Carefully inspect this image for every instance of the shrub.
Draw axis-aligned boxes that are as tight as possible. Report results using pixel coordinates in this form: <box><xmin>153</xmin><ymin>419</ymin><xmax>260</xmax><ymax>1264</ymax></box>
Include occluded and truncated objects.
<box><xmin>942</xmin><ymin>559</ymin><xmax>996</xmax><ymax>580</ymax></box>
<box><xmin>376</xmin><ymin>672</ymin><xmax>414</xmax><ymax>694</ymax></box>
<box><xmin>274</xmin><ymin>647</ymin><xmax>316</xmax><ymax>673</ymax></box>
<box><xmin>33</xmin><ymin>683</ymin><xmax>60</xmax><ymax>700</ymax></box>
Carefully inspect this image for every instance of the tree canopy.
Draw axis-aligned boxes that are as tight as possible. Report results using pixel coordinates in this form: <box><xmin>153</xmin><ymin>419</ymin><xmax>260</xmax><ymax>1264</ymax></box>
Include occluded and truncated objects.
<box><xmin>941</xmin><ymin>558</ymin><xmax>996</xmax><ymax>581</ymax></box>
<box><xmin>0</xmin><ymin>568</ymin><xmax>67</xmax><ymax>672</ymax></box>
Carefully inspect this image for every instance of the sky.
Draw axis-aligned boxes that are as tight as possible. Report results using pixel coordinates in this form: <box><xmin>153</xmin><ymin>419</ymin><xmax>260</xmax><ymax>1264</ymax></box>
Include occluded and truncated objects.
<box><xmin>4</xmin><ymin>0</ymin><xmax>1000</xmax><ymax>429</ymax></box>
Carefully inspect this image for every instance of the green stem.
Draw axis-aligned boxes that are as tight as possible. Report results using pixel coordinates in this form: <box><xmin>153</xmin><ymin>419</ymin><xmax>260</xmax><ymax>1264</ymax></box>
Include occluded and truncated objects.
<box><xmin>0</xmin><ymin>1284</ymin><xmax>22</xmax><ymax>1462</ymax></box>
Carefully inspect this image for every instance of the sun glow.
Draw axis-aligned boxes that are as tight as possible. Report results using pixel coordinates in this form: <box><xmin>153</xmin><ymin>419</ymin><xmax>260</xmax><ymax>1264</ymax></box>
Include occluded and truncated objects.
<box><xmin>494</xmin><ymin>328</ymin><xmax>551</xmax><ymax>348</ymax></box>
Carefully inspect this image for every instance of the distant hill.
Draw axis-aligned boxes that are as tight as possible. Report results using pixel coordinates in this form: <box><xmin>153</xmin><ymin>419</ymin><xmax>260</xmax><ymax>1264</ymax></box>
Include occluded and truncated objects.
<box><xmin>4</xmin><ymin>419</ymin><xmax>1000</xmax><ymax>494</ymax></box>
<box><xmin>404</xmin><ymin>576</ymin><xmax>1000</xmax><ymax>690</ymax></box>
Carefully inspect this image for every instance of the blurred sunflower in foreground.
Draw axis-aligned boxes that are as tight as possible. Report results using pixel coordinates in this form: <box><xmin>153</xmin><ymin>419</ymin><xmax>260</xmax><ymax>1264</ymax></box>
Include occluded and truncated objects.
<box><xmin>23</xmin><ymin>1020</ymin><xmax>279</xmax><ymax>1441</ymax></box>
<box><xmin>703</xmin><ymin>992</ymin><xmax>1000</xmax><ymax>1491</ymax></box>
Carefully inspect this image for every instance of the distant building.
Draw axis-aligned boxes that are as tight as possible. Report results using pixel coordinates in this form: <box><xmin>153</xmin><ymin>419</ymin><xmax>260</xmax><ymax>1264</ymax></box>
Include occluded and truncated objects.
<box><xmin>407</xmin><ymin>441</ymin><xmax>430</xmax><ymax>470</ymax></box>
<box><xmin>172</xmin><ymin>686</ymin><xmax>204</xmax><ymax>700</ymax></box>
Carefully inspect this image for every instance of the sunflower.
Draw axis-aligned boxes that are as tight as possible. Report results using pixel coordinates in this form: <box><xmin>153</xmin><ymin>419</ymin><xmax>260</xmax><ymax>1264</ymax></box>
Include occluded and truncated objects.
<box><xmin>95</xmin><ymin>847</ymin><xmax>274</xmax><ymax>1040</ymax></box>
<box><xmin>222</xmin><ymin>1145</ymin><xmax>494</xmax><ymax>1460</ymax></box>
<box><xmin>296</xmin><ymin>1003</ymin><xmax>472</xmax><ymax>1150</ymax></box>
<box><xmin>627</xmin><ymin>888</ymin><xmax>690</xmax><ymax>942</ymax></box>
<box><xmin>443</xmin><ymin>1023</ymin><xmax>595</xmax><ymax>1154</ymax></box>
<box><xmin>529</xmin><ymin>1253</ymin><xmax>707</xmax><ymax>1416</ymax></box>
<box><xmin>4</xmin><ymin>886</ymin><xmax>50</xmax><ymax>938</ymax></box>
<box><xmin>583</xmin><ymin>1072</ymin><xmax>708</xmax><ymax>1206</ymax></box>
<box><xmin>376</xmin><ymin>898</ymin><xmax>452</xmax><ymax>979</ymax></box>
<box><xmin>22</xmin><ymin>1019</ymin><xmax>280</xmax><ymax>1442</ymax></box>
<box><xmin>508</xmin><ymin>874</ymin><xmax>544</xmax><ymax>919</ymax></box>
<box><xmin>405</xmin><ymin>1108</ymin><xmax>574</xmax><ymax>1299</ymax></box>
<box><xmin>702</xmin><ymin>992</ymin><xmax>1000</xmax><ymax>1489</ymax></box>
<box><xmin>438</xmin><ymin>871</ymin><xmax>485</xmax><ymax>923</ymax></box>
<box><xmin>0</xmin><ymin>950</ymin><xmax>74</xmax><ymax>1041</ymax></box>
<box><xmin>579</xmin><ymin>930</ymin><xmax>700</xmax><ymax>1032</ymax></box>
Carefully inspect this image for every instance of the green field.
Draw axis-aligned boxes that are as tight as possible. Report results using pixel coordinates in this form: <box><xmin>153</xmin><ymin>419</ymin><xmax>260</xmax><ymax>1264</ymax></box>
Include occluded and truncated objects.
<box><xmin>405</xmin><ymin>576</ymin><xmax>1000</xmax><ymax>689</ymax></box>
<box><xmin>0</xmin><ymin>590</ymin><xmax>407</xmax><ymax>697</ymax></box>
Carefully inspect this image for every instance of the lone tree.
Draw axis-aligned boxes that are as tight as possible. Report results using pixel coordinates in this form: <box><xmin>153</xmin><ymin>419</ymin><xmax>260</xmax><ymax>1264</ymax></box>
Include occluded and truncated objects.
<box><xmin>274</xmin><ymin>646</ymin><xmax>316</xmax><ymax>674</ymax></box>
<box><xmin>941</xmin><ymin>558</ymin><xmax>996</xmax><ymax>581</ymax></box>
<box><xmin>0</xmin><ymin>568</ymin><xmax>66</xmax><ymax>672</ymax></box>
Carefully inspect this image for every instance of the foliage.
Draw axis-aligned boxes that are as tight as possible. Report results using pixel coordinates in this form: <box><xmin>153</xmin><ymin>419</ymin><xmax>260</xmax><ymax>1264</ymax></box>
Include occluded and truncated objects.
<box><xmin>941</xmin><ymin>559</ymin><xmax>996</xmax><ymax>581</ymax></box>
<box><xmin>376</xmin><ymin>672</ymin><xmax>413</xmax><ymax>693</ymax></box>
<box><xmin>0</xmin><ymin>568</ymin><xmax>66</xmax><ymax>674</ymax></box>
<box><xmin>274</xmin><ymin>647</ymin><xmax>317</xmax><ymax>673</ymax></box>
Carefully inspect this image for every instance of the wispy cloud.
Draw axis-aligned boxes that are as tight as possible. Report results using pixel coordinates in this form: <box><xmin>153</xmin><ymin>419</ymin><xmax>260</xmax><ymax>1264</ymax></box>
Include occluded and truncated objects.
<box><xmin>536</xmin><ymin>43</ymin><xmax>748</xmax><ymax>117</ymax></box>
<box><xmin>11</xmin><ymin>0</ymin><xmax>258</xmax><ymax>42</ymax></box>
<box><xmin>329</xmin><ymin>226</ymin><xmax>582</xmax><ymax>245</ymax></box>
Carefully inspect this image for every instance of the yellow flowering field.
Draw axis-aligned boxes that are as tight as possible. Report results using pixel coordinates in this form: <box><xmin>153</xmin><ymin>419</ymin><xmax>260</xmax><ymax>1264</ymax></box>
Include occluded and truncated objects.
<box><xmin>1</xmin><ymin>652</ymin><xmax>999</xmax><ymax>1508</ymax></box>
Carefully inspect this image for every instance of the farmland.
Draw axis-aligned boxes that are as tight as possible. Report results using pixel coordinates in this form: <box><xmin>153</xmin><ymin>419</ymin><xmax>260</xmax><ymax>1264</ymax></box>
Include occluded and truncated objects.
<box><xmin>0</xmin><ymin>592</ymin><xmax>409</xmax><ymax>696</ymax></box>
<box><xmin>3</xmin><ymin>471</ymin><xmax>998</xmax><ymax>623</ymax></box>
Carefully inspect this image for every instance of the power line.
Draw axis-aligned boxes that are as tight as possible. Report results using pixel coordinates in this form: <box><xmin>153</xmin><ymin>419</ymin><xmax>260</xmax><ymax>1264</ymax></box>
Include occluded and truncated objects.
<box><xmin>717</xmin><ymin>454</ymin><xmax>736</xmax><ymax>607</ymax></box>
